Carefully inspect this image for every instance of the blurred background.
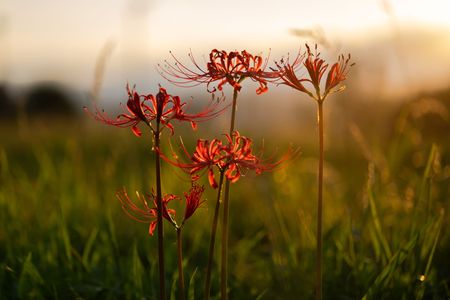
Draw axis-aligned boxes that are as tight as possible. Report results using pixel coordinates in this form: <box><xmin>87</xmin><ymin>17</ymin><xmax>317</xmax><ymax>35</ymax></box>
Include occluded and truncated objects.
<box><xmin>1</xmin><ymin>0</ymin><xmax>450</xmax><ymax>129</ymax></box>
<box><xmin>1</xmin><ymin>0</ymin><xmax>450</xmax><ymax>299</ymax></box>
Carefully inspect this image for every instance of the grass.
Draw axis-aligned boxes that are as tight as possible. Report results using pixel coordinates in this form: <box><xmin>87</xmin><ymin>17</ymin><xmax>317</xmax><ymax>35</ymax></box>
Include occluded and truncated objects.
<box><xmin>0</xmin><ymin>101</ymin><xmax>449</xmax><ymax>299</ymax></box>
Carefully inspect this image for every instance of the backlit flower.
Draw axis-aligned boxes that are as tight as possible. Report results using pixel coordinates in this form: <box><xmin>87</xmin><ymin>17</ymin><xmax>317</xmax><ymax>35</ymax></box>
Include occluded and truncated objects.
<box><xmin>273</xmin><ymin>44</ymin><xmax>354</xmax><ymax>100</ymax></box>
<box><xmin>167</xmin><ymin>138</ymin><xmax>226</xmax><ymax>188</ymax></box>
<box><xmin>84</xmin><ymin>84</ymin><xmax>151</xmax><ymax>136</ymax></box>
<box><xmin>324</xmin><ymin>53</ymin><xmax>353</xmax><ymax>95</ymax></box>
<box><xmin>272</xmin><ymin>50</ymin><xmax>312</xmax><ymax>97</ymax></box>
<box><xmin>159</xmin><ymin>49</ymin><xmax>276</xmax><ymax>94</ymax></box>
<box><xmin>304</xmin><ymin>44</ymin><xmax>328</xmax><ymax>93</ymax></box>
<box><xmin>85</xmin><ymin>85</ymin><xmax>226</xmax><ymax>136</ymax></box>
<box><xmin>183</xmin><ymin>184</ymin><xmax>205</xmax><ymax>223</ymax></box>
<box><xmin>160</xmin><ymin>131</ymin><xmax>298</xmax><ymax>188</ymax></box>
<box><xmin>116</xmin><ymin>189</ymin><xmax>177</xmax><ymax>235</ymax></box>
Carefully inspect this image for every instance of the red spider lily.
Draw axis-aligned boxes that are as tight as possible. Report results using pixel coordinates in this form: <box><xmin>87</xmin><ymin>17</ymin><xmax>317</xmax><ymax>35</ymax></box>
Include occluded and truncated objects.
<box><xmin>183</xmin><ymin>184</ymin><xmax>205</xmax><ymax>223</ymax></box>
<box><xmin>272</xmin><ymin>50</ymin><xmax>312</xmax><ymax>97</ymax></box>
<box><xmin>116</xmin><ymin>189</ymin><xmax>177</xmax><ymax>235</ymax></box>
<box><xmin>324</xmin><ymin>53</ymin><xmax>353</xmax><ymax>95</ymax></box>
<box><xmin>304</xmin><ymin>44</ymin><xmax>328</xmax><ymax>93</ymax></box>
<box><xmin>178</xmin><ymin>138</ymin><xmax>226</xmax><ymax>189</ymax></box>
<box><xmin>85</xmin><ymin>85</ymin><xmax>226</xmax><ymax>136</ymax></box>
<box><xmin>84</xmin><ymin>84</ymin><xmax>151</xmax><ymax>136</ymax></box>
<box><xmin>222</xmin><ymin>132</ymin><xmax>258</xmax><ymax>183</ymax></box>
<box><xmin>160</xmin><ymin>131</ymin><xmax>298</xmax><ymax>189</ymax></box>
<box><xmin>272</xmin><ymin>44</ymin><xmax>354</xmax><ymax>100</ymax></box>
<box><xmin>158</xmin><ymin>49</ymin><xmax>276</xmax><ymax>94</ymax></box>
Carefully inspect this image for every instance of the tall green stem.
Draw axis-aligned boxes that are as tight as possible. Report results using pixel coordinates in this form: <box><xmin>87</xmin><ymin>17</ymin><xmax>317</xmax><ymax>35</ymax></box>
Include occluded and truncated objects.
<box><xmin>228</xmin><ymin>88</ymin><xmax>239</xmax><ymax>135</ymax></box>
<box><xmin>221</xmin><ymin>88</ymin><xmax>239</xmax><ymax>300</ymax></box>
<box><xmin>176</xmin><ymin>228</ymin><xmax>185</xmax><ymax>300</ymax></box>
<box><xmin>154</xmin><ymin>121</ymin><xmax>166</xmax><ymax>300</ymax></box>
<box><xmin>221</xmin><ymin>180</ymin><xmax>231</xmax><ymax>300</ymax></box>
<box><xmin>315</xmin><ymin>100</ymin><xmax>324</xmax><ymax>300</ymax></box>
<box><xmin>204</xmin><ymin>172</ymin><xmax>225</xmax><ymax>300</ymax></box>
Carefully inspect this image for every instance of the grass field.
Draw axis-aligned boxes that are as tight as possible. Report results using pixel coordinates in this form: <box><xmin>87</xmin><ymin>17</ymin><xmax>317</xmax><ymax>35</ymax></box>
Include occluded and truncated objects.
<box><xmin>0</xmin><ymin>94</ymin><xmax>449</xmax><ymax>299</ymax></box>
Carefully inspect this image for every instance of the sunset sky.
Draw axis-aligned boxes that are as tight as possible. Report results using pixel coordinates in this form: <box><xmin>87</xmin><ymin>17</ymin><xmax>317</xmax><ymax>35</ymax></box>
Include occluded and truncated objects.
<box><xmin>1</xmin><ymin>0</ymin><xmax>450</xmax><ymax>100</ymax></box>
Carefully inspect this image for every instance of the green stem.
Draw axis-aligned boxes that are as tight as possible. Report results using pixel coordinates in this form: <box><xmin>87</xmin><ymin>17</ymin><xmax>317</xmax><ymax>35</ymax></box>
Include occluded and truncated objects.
<box><xmin>228</xmin><ymin>88</ymin><xmax>239</xmax><ymax>134</ymax></box>
<box><xmin>154</xmin><ymin>121</ymin><xmax>166</xmax><ymax>300</ymax></box>
<box><xmin>177</xmin><ymin>228</ymin><xmax>185</xmax><ymax>300</ymax></box>
<box><xmin>315</xmin><ymin>100</ymin><xmax>324</xmax><ymax>300</ymax></box>
<box><xmin>221</xmin><ymin>88</ymin><xmax>239</xmax><ymax>300</ymax></box>
<box><xmin>221</xmin><ymin>180</ymin><xmax>231</xmax><ymax>300</ymax></box>
<box><xmin>204</xmin><ymin>172</ymin><xmax>225</xmax><ymax>300</ymax></box>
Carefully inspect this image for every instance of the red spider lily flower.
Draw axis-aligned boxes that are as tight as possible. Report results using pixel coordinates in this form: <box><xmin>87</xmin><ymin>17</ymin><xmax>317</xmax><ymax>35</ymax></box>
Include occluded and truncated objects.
<box><xmin>169</xmin><ymin>92</ymin><xmax>226</xmax><ymax>131</ymax></box>
<box><xmin>272</xmin><ymin>50</ymin><xmax>312</xmax><ymax>97</ymax></box>
<box><xmin>116</xmin><ymin>189</ymin><xmax>177</xmax><ymax>235</ymax></box>
<box><xmin>221</xmin><ymin>131</ymin><xmax>299</xmax><ymax>182</ymax></box>
<box><xmin>272</xmin><ymin>44</ymin><xmax>354</xmax><ymax>100</ymax></box>
<box><xmin>207</xmin><ymin>50</ymin><xmax>246</xmax><ymax>92</ymax></box>
<box><xmin>304</xmin><ymin>44</ymin><xmax>328</xmax><ymax>93</ymax></box>
<box><xmin>160</xmin><ymin>131</ymin><xmax>299</xmax><ymax>189</ymax></box>
<box><xmin>179</xmin><ymin>138</ymin><xmax>226</xmax><ymax>188</ymax></box>
<box><xmin>324</xmin><ymin>53</ymin><xmax>353</xmax><ymax>95</ymax></box>
<box><xmin>85</xmin><ymin>85</ymin><xmax>226</xmax><ymax>136</ymax></box>
<box><xmin>183</xmin><ymin>184</ymin><xmax>205</xmax><ymax>223</ymax></box>
<box><xmin>84</xmin><ymin>84</ymin><xmax>151</xmax><ymax>137</ymax></box>
<box><xmin>222</xmin><ymin>132</ymin><xmax>258</xmax><ymax>183</ymax></box>
<box><xmin>159</xmin><ymin>49</ymin><xmax>276</xmax><ymax>94</ymax></box>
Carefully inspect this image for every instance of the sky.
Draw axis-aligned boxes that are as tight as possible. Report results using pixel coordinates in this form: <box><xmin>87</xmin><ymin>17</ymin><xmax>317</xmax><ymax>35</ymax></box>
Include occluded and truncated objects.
<box><xmin>1</xmin><ymin>0</ymin><xmax>450</xmax><ymax>100</ymax></box>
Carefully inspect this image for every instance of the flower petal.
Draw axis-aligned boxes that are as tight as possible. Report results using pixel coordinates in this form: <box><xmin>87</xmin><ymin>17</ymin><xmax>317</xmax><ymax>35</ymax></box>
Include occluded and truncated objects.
<box><xmin>132</xmin><ymin>125</ymin><xmax>142</xmax><ymax>137</ymax></box>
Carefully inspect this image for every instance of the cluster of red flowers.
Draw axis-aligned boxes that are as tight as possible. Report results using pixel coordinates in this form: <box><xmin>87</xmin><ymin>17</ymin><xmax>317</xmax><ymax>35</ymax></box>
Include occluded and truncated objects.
<box><xmin>162</xmin><ymin>131</ymin><xmax>296</xmax><ymax>189</ymax></box>
<box><xmin>117</xmin><ymin>184</ymin><xmax>205</xmax><ymax>235</ymax></box>
<box><xmin>86</xmin><ymin>43</ymin><xmax>352</xmax><ymax>234</ymax></box>
<box><xmin>87</xmin><ymin>44</ymin><xmax>353</xmax><ymax>138</ymax></box>
<box><xmin>85</xmin><ymin>44</ymin><xmax>354</xmax><ymax>300</ymax></box>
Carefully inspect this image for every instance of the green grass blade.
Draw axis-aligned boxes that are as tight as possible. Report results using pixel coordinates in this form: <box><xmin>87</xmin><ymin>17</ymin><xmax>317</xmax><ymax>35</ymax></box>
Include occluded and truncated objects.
<box><xmin>82</xmin><ymin>228</ymin><xmax>99</xmax><ymax>271</ymax></box>
<box><xmin>416</xmin><ymin>212</ymin><xmax>444</xmax><ymax>300</ymax></box>
<box><xmin>255</xmin><ymin>289</ymin><xmax>268</xmax><ymax>300</ymax></box>
<box><xmin>130</xmin><ymin>242</ymin><xmax>144</xmax><ymax>295</ymax></box>
<box><xmin>418</xmin><ymin>144</ymin><xmax>437</xmax><ymax>205</ymax></box>
<box><xmin>18</xmin><ymin>253</ymin><xmax>45</xmax><ymax>299</ymax></box>
<box><xmin>60</xmin><ymin>222</ymin><xmax>73</xmax><ymax>267</ymax></box>
<box><xmin>367</xmin><ymin>165</ymin><xmax>392</xmax><ymax>260</ymax></box>
<box><xmin>170</xmin><ymin>272</ymin><xmax>177</xmax><ymax>300</ymax></box>
<box><xmin>362</xmin><ymin>233</ymin><xmax>419</xmax><ymax>299</ymax></box>
<box><xmin>188</xmin><ymin>267</ymin><xmax>197</xmax><ymax>300</ymax></box>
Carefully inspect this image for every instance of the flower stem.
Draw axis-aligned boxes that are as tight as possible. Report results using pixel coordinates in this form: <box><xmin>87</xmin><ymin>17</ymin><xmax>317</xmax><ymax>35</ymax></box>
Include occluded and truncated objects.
<box><xmin>221</xmin><ymin>180</ymin><xmax>231</xmax><ymax>300</ymax></box>
<box><xmin>228</xmin><ymin>88</ymin><xmax>239</xmax><ymax>134</ymax></box>
<box><xmin>221</xmin><ymin>88</ymin><xmax>239</xmax><ymax>300</ymax></box>
<box><xmin>154</xmin><ymin>121</ymin><xmax>166</xmax><ymax>300</ymax></box>
<box><xmin>176</xmin><ymin>228</ymin><xmax>185</xmax><ymax>300</ymax></box>
<box><xmin>315</xmin><ymin>100</ymin><xmax>324</xmax><ymax>300</ymax></box>
<box><xmin>204</xmin><ymin>171</ymin><xmax>225</xmax><ymax>300</ymax></box>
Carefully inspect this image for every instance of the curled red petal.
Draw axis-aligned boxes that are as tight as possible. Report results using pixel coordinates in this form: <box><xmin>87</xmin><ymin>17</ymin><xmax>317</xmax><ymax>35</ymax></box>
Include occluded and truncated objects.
<box><xmin>149</xmin><ymin>221</ymin><xmax>157</xmax><ymax>236</ymax></box>
<box><xmin>208</xmin><ymin>168</ymin><xmax>218</xmax><ymax>189</ymax></box>
<box><xmin>132</xmin><ymin>126</ymin><xmax>142</xmax><ymax>137</ymax></box>
<box><xmin>256</xmin><ymin>85</ymin><xmax>268</xmax><ymax>95</ymax></box>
